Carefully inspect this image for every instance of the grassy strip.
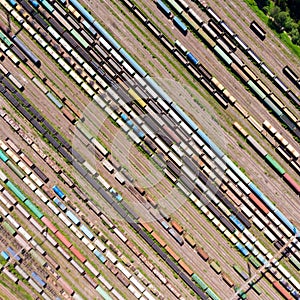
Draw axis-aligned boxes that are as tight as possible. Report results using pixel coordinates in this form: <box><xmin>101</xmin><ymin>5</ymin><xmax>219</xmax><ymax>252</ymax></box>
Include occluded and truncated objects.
<box><xmin>0</xmin><ymin>274</ymin><xmax>33</xmax><ymax>300</ymax></box>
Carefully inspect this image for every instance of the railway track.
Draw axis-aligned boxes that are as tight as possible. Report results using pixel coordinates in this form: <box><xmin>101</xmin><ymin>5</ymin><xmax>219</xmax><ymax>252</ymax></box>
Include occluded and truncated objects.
<box><xmin>0</xmin><ymin>0</ymin><xmax>298</xmax><ymax>300</ymax></box>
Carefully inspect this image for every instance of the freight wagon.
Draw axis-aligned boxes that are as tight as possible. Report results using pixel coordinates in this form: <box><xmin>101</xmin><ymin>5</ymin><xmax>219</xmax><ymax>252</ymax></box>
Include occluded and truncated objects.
<box><xmin>15</xmin><ymin>265</ymin><xmax>29</xmax><ymax>280</ymax></box>
<box><xmin>233</xmin><ymin>264</ymin><xmax>249</xmax><ymax>280</ymax></box>
<box><xmin>249</xmin><ymin>282</ymin><xmax>262</xmax><ymax>295</ymax></box>
<box><xmin>1</xmin><ymin>251</ymin><xmax>10</xmax><ymax>261</ymax></box>
<box><xmin>7</xmin><ymin>247</ymin><xmax>21</xmax><ymax>262</ymax></box>
<box><xmin>16</xmin><ymin>0</ymin><xmax>300</xmax><ymax>296</ymax></box>
<box><xmin>157</xmin><ymin>0</ymin><xmax>172</xmax><ymax>17</ymax></box>
<box><xmin>184</xmin><ymin>233</ymin><xmax>196</xmax><ymax>247</ymax></box>
<box><xmin>210</xmin><ymin>261</ymin><xmax>221</xmax><ymax>274</ymax></box>
<box><xmin>221</xmin><ymin>272</ymin><xmax>234</xmax><ymax>287</ymax></box>
<box><xmin>80</xmin><ymin>225</ymin><xmax>94</xmax><ymax>240</ymax></box>
<box><xmin>52</xmin><ymin>185</ymin><xmax>65</xmax><ymax>198</ymax></box>
<box><xmin>283</xmin><ymin>66</ymin><xmax>299</xmax><ymax>85</ymax></box>
<box><xmin>31</xmin><ymin>271</ymin><xmax>46</xmax><ymax>288</ymax></box>
<box><xmin>250</xmin><ymin>21</ymin><xmax>266</xmax><ymax>40</ymax></box>
<box><xmin>196</xmin><ymin>246</ymin><xmax>209</xmax><ymax>261</ymax></box>
<box><xmin>249</xmin><ymin>255</ymin><xmax>261</xmax><ymax>269</ymax></box>
<box><xmin>170</xmin><ymin>220</ymin><xmax>184</xmax><ymax>234</ymax></box>
<box><xmin>66</xmin><ymin>210</ymin><xmax>80</xmax><ymax>225</ymax></box>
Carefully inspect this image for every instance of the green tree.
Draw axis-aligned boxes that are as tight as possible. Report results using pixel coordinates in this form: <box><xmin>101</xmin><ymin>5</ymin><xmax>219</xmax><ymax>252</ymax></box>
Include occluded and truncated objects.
<box><xmin>288</xmin><ymin>0</ymin><xmax>300</xmax><ymax>21</ymax></box>
<box><xmin>269</xmin><ymin>6</ymin><xmax>282</xmax><ymax>30</ymax></box>
<box><xmin>262</xmin><ymin>5</ymin><xmax>270</xmax><ymax>14</ymax></box>
<box><xmin>255</xmin><ymin>0</ymin><xmax>300</xmax><ymax>46</ymax></box>
<box><xmin>275</xmin><ymin>0</ymin><xmax>287</xmax><ymax>10</ymax></box>
<box><xmin>269</xmin><ymin>5</ymin><xmax>281</xmax><ymax>19</ymax></box>
<box><xmin>255</xmin><ymin>0</ymin><xmax>270</xmax><ymax>9</ymax></box>
<box><xmin>274</xmin><ymin>11</ymin><xmax>289</xmax><ymax>29</ymax></box>
<box><xmin>284</xmin><ymin>18</ymin><xmax>294</xmax><ymax>32</ymax></box>
<box><xmin>290</xmin><ymin>25</ymin><xmax>300</xmax><ymax>44</ymax></box>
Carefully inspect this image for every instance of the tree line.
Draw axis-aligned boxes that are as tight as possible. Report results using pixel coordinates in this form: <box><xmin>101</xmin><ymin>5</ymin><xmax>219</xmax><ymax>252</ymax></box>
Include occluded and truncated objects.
<box><xmin>256</xmin><ymin>0</ymin><xmax>300</xmax><ymax>45</ymax></box>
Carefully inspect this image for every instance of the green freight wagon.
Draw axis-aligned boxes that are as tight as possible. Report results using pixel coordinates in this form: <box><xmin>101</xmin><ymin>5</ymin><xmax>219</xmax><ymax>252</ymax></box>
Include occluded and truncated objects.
<box><xmin>214</xmin><ymin>45</ymin><xmax>233</xmax><ymax>65</ymax></box>
<box><xmin>239</xmin><ymin>290</ymin><xmax>247</xmax><ymax>299</ymax></box>
<box><xmin>265</xmin><ymin>154</ymin><xmax>285</xmax><ymax>175</ymax></box>
<box><xmin>290</xmin><ymin>256</ymin><xmax>300</xmax><ymax>270</ymax></box>
<box><xmin>248</xmin><ymin>80</ymin><xmax>266</xmax><ymax>100</ymax></box>
<box><xmin>206</xmin><ymin>288</ymin><xmax>221</xmax><ymax>300</ymax></box>
<box><xmin>167</xmin><ymin>0</ymin><xmax>183</xmax><ymax>14</ymax></box>
<box><xmin>6</xmin><ymin>161</ymin><xmax>25</xmax><ymax>179</ymax></box>
<box><xmin>76</xmin><ymin>122</ymin><xmax>93</xmax><ymax>140</ymax></box>
<box><xmin>29</xmin><ymin>249</ymin><xmax>47</xmax><ymax>267</ymax></box>
<box><xmin>181</xmin><ymin>12</ymin><xmax>200</xmax><ymax>31</ymax></box>
<box><xmin>6</xmin><ymin>181</ymin><xmax>27</xmax><ymax>202</ymax></box>
<box><xmin>24</xmin><ymin>199</ymin><xmax>43</xmax><ymax>219</ymax></box>
<box><xmin>198</xmin><ymin>28</ymin><xmax>216</xmax><ymax>47</ymax></box>
<box><xmin>41</xmin><ymin>0</ymin><xmax>54</xmax><ymax>13</ymax></box>
<box><xmin>70</xmin><ymin>29</ymin><xmax>89</xmax><ymax>49</ymax></box>
<box><xmin>0</xmin><ymin>31</ymin><xmax>12</xmax><ymax>47</ymax></box>
<box><xmin>248</xmin><ymin>255</ymin><xmax>261</xmax><ymax>269</ymax></box>
<box><xmin>95</xmin><ymin>286</ymin><xmax>112</xmax><ymax>300</ymax></box>
<box><xmin>234</xmin><ymin>286</ymin><xmax>247</xmax><ymax>299</ymax></box>
<box><xmin>0</xmin><ymin>150</ymin><xmax>9</xmax><ymax>162</ymax></box>
<box><xmin>192</xmin><ymin>273</ymin><xmax>208</xmax><ymax>291</ymax></box>
<box><xmin>210</xmin><ymin>261</ymin><xmax>222</xmax><ymax>274</ymax></box>
<box><xmin>233</xmin><ymin>264</ymin><xmax>249</xmax><ymax>280</ymax></box>
<box><xmin>249</xmin><ymin>282</ymin><xmax>262</xmax><ymax>295</ymax></box>
<box><xmin>2</xmin><ymin>221</ymin><xmax>16</xmax><ymax>236</ymax></box>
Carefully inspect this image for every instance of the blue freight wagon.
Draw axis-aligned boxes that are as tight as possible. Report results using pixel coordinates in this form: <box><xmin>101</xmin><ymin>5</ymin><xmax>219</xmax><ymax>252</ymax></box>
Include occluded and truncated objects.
<box><xmin>52</xmin><ymin>186</ymin><xmax>65</xmax><ymax>199</ymax></box>
<box><xmin>110</xmin><ymin>188</ymin><xmax>122</xmax><ymax>201</ymax></box>
<box><xmin>47</xmin><ymin>92</ymin><xmax>63</xmax><ymax>109</ymax></box>
<box><xmin>82</xmin><ymin>20</ymin><xmax>97</xmax><ymax>37</ymax></box>
<box><xmin>236</xmin><ymin>243</ymin><xmax>249</xmax><ymax>257</ymax></box>
<box><xmin>0</xmin><ymin>150</ymin><xmax>9</xmax><ymax>162</ymax></box>
<box><xmin>186</xmin><ymin>52</ymin><xmax>199</xmax><ymax>65</ymax></box>
<box><xmin>157</xmin><ymin>0</ymin><xmax>171</xmax><ymax>17</ymax></box>
<box><xmin>173</xmin><ymin>17</ymin><xmax>188</xmax><ymax>34</ymax></box>
<box><xmin>257</xmin><ymin>254</ymin><xmax>267</xmax><ymax>265</ymax></box>
<box><xmin>80</xmin><ymin>225</ymin><xmax>94</xmax><ymax>240</ymax></box>
<box><xmin>31</xmin><ymin>271</ymin><xmax>46</xmax><ymax>288</ymax></box>
<box><xmin>120</xmin><ymin>113</ymin><xmax>128</xmax><ymax>122</ymax></box>
<box><xmin>29</xmin><ymin>0</ymin><xmax>39</xmax><ymax>8</ymax></box>
<box><xmin>7</xmin><ymin>247</ymin><xmax>21</xmax><ymax>262</ymax></box>
<box><xmin>66</xmin><ymin>210</ymin><xmax>80</xmax><ymax>226</ymax></box>
<box><xmin>171</xmin><ymin>103</ymin><xmax>198</xmax><ymax>130</ymax></box>
<box><xmin>53</xmin><ymin>198</ymin><xmax>67</xmax><ymax>211</ymax></box>
<box><xmin>1</xmin><ymin>251</ymin><xmax>10</xmax><ymax>261</ymax></box>
<box><xmin>12</xmin><ymin>36</ymin><xmax>41</xmax><ymax>67</ymax></box>
<box><xmin>109</xmin><ymin>188</ymin><xmax>117</xmax><ymax>195</ymax></box>
<box><xmin>93</xmin><ymin>249</ymin><xmax>106</xmax><ymax>263</ymax></box>
<box><xmin>229</xmin><ymin>215</ymin><xmax>245</xmax><ymax>232</ymax></box>
<box><xmin>137</xmin><ymin>130</ymin><xmax>145</xmax><ymax>139</ymax></box>
<box><xmin>161</xmin><ymin>220</ymin><xmax>169</xmax><ymax>230</ymax></box>
<box><xmin>115</xmin><ymin>193</ymin><xmax>123</xmax><ymax>202</ymax></box>
<box><xmin>132</xmin><ymin>125</ymin><xmax>140</xmax><ymax>135</ymax></box>
<box><xmin>7</xmin><ymin>0</ymin><xmax>17</xmax><ymax>7</ymax></box>
<box><xmin>126</xmin><ymin>119</ymin><xmax>134</xmax><ymax>127</ymax></box>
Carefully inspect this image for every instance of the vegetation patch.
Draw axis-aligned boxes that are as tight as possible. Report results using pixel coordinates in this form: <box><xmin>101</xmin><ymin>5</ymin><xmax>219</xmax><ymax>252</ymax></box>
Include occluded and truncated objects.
<box><xmin>244</xmin><ymin>0</ymin><xmax>300</xmax><ymax>58</ymax></box>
